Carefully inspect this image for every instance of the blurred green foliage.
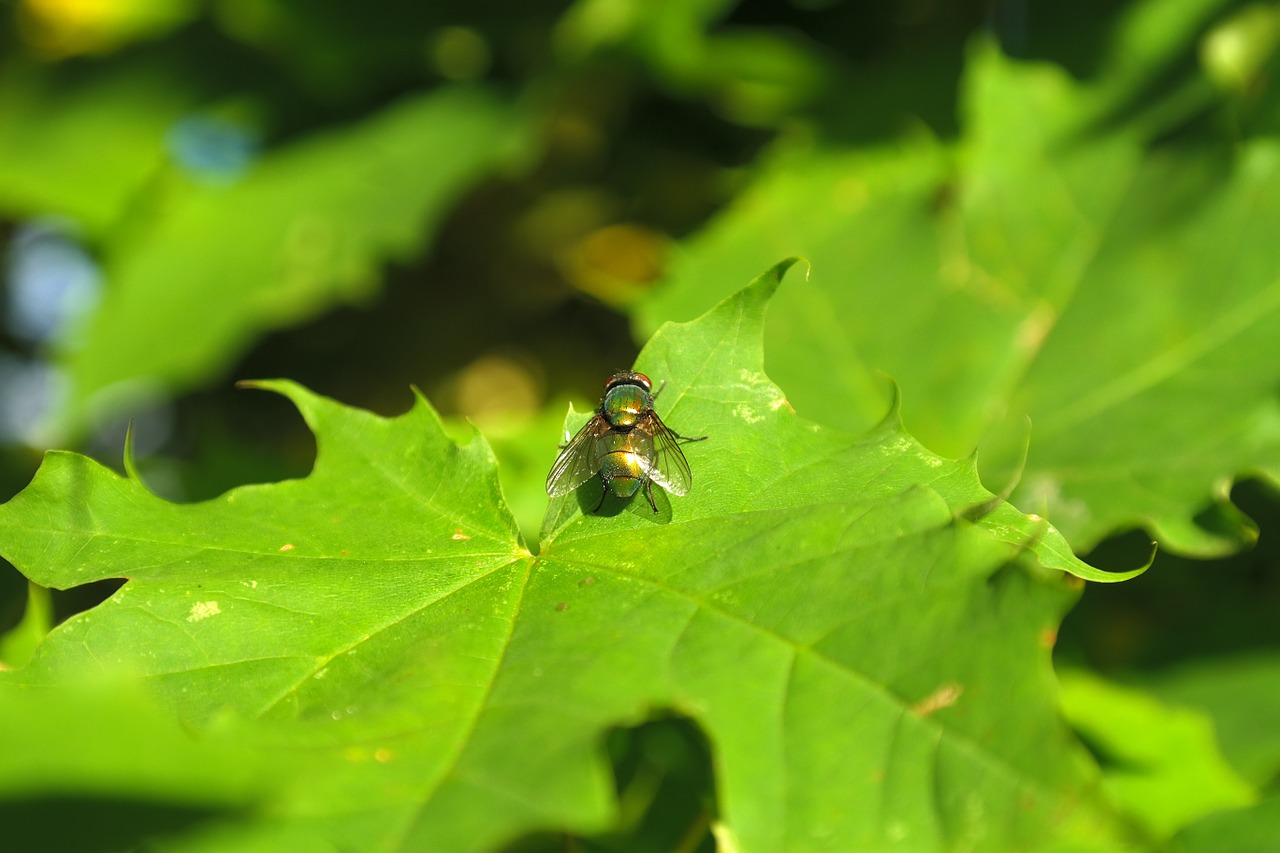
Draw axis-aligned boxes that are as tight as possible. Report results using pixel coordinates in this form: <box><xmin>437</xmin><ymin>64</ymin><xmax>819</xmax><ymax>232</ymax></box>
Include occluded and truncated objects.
<box><xmin>2</xmin><ymin>0</ymin><xmax>1280</xmax><ymax>849</ymax></box>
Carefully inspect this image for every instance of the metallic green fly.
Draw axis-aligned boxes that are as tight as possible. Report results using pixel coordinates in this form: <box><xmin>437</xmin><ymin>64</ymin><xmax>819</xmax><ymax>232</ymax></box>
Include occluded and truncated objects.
<box><xmin>546</xmin><ymin>370</ymin><xmax>707</xmax><ymax>513</ymax></box>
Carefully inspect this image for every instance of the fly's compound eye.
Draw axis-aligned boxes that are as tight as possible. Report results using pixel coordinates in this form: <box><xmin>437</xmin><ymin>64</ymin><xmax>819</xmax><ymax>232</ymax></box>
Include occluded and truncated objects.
<box><xmin>603</xmin><ymin>370</ymin><xmax>652</xmax><ymax>392</ymax></box>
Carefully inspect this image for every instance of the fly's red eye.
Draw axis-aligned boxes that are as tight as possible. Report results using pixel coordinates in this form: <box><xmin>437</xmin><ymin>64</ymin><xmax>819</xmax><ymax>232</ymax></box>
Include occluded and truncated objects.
<box><xmin>604</xmin><ymin>370</ymin><xmax>652</xmax><ymax>392</ymax></box>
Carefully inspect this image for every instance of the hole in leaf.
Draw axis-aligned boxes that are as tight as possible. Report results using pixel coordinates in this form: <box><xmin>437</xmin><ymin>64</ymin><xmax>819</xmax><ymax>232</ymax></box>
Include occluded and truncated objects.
<box><xmin>120</xmin><ymin>385</ymin><xmax>318</xmax><ymax>505</ymax></box>
<box><xmin>0</xmin><ymin>558</ymin><xmax>26</xmax><ymax>636</ymax></box>
<box><xmin>52</xmin><ymin>577</ymin><xmax>126</xmax><ymax>626</ymax></box>
<box><xmin>1189</xmin><ymin>498</ymin><xmax>1257</xmax><ymax>552</ymax></box>
<box><xmin>500</xmin><ymin>714</ymin><xmax>718</xmax><ymax>853</ymax></box>
<box><xmin>1056</xmin><ymin>480</ymin><xmax>1280</xmax><ymax>673</ymax></box>
<box><xmin>0</xmin><ymin>796</ymin><xmax>234</xmax><ymax>853</ymax></box>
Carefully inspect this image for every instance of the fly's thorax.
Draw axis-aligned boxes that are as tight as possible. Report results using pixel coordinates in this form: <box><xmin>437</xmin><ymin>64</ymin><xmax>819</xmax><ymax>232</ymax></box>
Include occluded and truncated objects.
<box><xmin>601</xmin><ymin>382</ymin><xmax>650</xmax><ymax>429</ymax></box>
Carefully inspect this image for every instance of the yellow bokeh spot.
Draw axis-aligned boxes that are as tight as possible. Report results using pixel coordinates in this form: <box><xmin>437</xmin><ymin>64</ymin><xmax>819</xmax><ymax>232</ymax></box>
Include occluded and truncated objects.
<box><xmin>445</xmin><ymin>354</ymin><xmax>544</xmax><ymax>423</ymax></box>
<box><xmin>1201</xmin><ymin>3</ymin><xmax>1280</xmax><ymax>92</ymax></box>
<box><xmin>560</xmin><ymin>223</ymin><xmax>669</xmax><ymax>306</ymax></box>
<box><xmin>427</xmin><ymin>26</ymin><xmax>491</xmax><ymax>82</ymax></box>
<box><xmin>19</xmin><ymin>0</ymin><xmax>195</xmax><ymax>58</ymax></box>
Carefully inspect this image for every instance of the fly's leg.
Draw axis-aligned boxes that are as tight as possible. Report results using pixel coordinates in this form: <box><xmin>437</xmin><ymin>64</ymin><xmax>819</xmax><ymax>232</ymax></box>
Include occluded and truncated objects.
<box><xmin>652</xmin><ymin>381</ymin><xmax>707</xmax><ymax>442</ymax></box>
<box><xmin>643</xmin><ymin>479</ymin><xmax>659</xmax><ymax>513</ymax></box>
<box><xmin>592</xmin><ymin>479</ymin><xmax>609</xmax><ymax>513</ymax></box>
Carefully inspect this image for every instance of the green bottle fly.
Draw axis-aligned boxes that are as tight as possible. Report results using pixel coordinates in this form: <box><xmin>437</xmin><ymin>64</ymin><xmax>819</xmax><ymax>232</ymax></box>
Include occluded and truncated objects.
<box><xmin>546</xmin><ymin>371</ymin><xmax>706</xmax><ymax>513</ymax></box>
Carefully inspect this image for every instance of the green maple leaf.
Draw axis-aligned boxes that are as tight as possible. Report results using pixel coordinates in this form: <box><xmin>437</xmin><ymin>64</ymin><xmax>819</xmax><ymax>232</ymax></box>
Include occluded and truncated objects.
<box><xmin>0</xmin><ymin>261</ymin><xmax>1141</xmax><ymax>851</ymax></box>
<box><xmin>638</xmin><ymin>37</ymin><xmax>1280</xmax><ymax>557</ymax></box>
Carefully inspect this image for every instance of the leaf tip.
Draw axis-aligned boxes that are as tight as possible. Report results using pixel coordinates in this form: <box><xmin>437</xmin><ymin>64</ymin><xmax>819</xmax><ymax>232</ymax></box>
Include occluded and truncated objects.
<box><xmin>235</xmin><ymin>378</ymin><xmax>338</xmax><ymax>433</ymax></box>
<box><xmin>408</xmin><ymin>384</ymin><xmax>461</xmax><ymax>442</ymax></box>
<box><xmin>235</xmin><ymin>378</ymin><xmax>302</xmax><ymax>398</ymax></box>
<box><xmin>747</xmin><ymin>256</ymin><xmax>806</xmax><ymax>300</ymax></box>
<box><xmin>871</xmin><ymin>372</ymin><xmax>904</xmax><ymax>429</ymax></box>
<box><xmin>1067</xmin><ymin>536</ymin><xmax>1155</xmax><ymax>584</ymax></box>
<box><xmin>120</xmin><ymin>419</ymin><xmax>169</xmax><ymax>500</ymax></box>
<box><xmin>122</xmin><ymin>419</ymin><xmax>142</xmax><ymax>483</ymax></box>
<box><xmin>233</xmin><ymin>378</ymin><xmax>283</xmax><ymax>393</ymax></box>
<box><xmin>973</xmin><ymin>415</ymin><xmax>1032</xmax><ymax>510</ymax></box>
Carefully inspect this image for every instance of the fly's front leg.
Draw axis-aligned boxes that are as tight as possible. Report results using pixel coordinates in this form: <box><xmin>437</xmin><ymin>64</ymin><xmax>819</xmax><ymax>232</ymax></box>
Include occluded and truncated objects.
<box><xmin>643</xmin><ymin>479</ymin><xmax>659</xmax><ymax>513</ymax></box>
<box><xmin>651</xmin><ymin>381</ymin><xmax>707</xmax><ymax>442</ymax></box>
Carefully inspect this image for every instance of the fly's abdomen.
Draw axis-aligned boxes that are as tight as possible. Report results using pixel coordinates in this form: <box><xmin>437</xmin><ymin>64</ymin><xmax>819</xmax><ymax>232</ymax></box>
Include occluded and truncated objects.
<box><xmin>596</xmin><ymin>431</ymin><xmax>655</xmax><ymax>497</ymax></box>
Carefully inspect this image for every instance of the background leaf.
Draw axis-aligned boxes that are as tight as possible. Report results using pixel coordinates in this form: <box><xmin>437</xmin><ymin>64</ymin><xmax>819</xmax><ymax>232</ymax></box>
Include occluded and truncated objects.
<box><xmin>1172</xmin><ymin>795</ymin><xmax>1280</xmax><ymax>853</ymax></box>
<box><xmin>1058</xmin><ymin>669</ymin><xmax>1255</xmax><ymax>840</ymax></box>
<box><xmin>0</xmin><ymin>61</ymin><xmax>192</xmax><ymax>232</ymax></box>
<box><xmin>638</xmin><ymin>38</ymin><xmax>1280</xmax><ymax>557</ymax></box>
<box><xmin>0</xmin><ymin>582</ymin><xmax>51</xmax><ymax>669</ymax></box>
<box><xmin>0</xmin><ymin>679</ymin><xmax>276</xmax><ymax>853</ymax></box>
<box><xmin>1139</xmin><ymin>653</ymin><xmax>1280</xmax><ymax>789</ymax></box>
<box><xmin>53</xmin><ymin>86</ymin><xmax>526</xmax><ymax>437</ymax></box>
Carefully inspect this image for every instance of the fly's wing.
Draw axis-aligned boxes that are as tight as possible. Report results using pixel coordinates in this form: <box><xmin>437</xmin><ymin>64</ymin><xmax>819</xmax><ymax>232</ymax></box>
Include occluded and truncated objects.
<box><xmin>639</xmin><ymin>413</ymin><xmax>694</xmax><ymax>497</ymax></box>
<box><xmin>546</xmin><ymin>415</ymin><xmax>608</xmax><ymax>497</ymax></box>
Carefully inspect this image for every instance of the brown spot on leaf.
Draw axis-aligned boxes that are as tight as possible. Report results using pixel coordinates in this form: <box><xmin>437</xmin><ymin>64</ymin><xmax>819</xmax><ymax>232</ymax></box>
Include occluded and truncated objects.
<box><xmin>911</xmin><ymin>683</ymin><xmax>963</xmax><ymax>716</ymax></box>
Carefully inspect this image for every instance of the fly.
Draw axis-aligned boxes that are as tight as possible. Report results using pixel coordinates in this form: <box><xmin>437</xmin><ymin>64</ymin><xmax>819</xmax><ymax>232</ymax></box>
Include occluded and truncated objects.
<box><xmin>546</xmin><ymin>370</ymin><xmax>707</xmax><ymax>513</ymax></box>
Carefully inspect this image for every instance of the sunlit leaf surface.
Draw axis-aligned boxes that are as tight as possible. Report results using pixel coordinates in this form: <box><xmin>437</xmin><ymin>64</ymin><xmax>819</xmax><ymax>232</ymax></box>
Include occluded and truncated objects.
<box><xmin>640</xmin><ymin>40</ymin><xmax>1280</xmax><ymax>556</ymax></box>
<box><xmin>0</xmin><ymin>262</ymin><xmax>1139</xmax><ymax>851</ymax></box>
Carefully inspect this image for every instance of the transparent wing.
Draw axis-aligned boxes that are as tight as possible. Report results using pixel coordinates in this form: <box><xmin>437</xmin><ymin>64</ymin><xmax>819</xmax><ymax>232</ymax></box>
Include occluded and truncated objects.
<box><xmin>546</xmin><ymin>415</ymin><xmax>608</xmax><ymax>497</ymax></box>
<box><xmin>640</xmin><ymin>413</ymin><xmax>695</xmax><ymax>497</ymax></box>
